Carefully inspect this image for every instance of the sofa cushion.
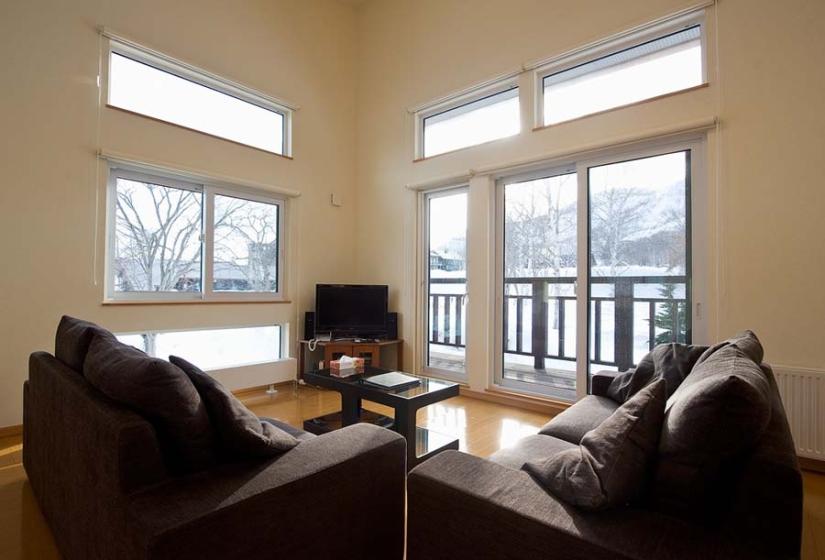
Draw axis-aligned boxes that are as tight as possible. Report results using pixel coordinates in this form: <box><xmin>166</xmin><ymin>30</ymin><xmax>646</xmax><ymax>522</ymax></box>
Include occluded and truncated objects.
<box><xmin>170</xmin><ymin>356</ymin><xmax>299</xmax><ymax>459</ymax></box>
<box><xmin>489</xmin><ymin>435</ymin><xmax>577</xmax><ymax>470</ymax></box>
<box><xmin>261</xmin><ymin>417</ymin><xmax>316</xmax><ymax>443</ymax></box>
<box><xmin>696</xmin><ymin>330</ymin><xmax>764</xmax><ymax>366</ymax></box>
<box><xmin>83</xmin><ymin>334</ymin><xmax>216</xmax><ymax>474</ymax></box>
<box><xmin>538</xmin><ymin>395</ymin><xmax>618</xmax><ymax>444</ymax></box>
<box><xmin>524</xmin><ymin>379</ymin><xmax>666</xmax><ymax>511</ymax></box>
<box><xmin>54</xmin><ymin>315</ymin><xmax>114</xmax><ymax>372</ymax></box>
<box><xmin>606</xmin><ymin>343</ymin><xmax>707</xmax><ymax>403</ymax></box>
<box><xmin>652</xmin><ymin>344</ymin><xmax>772</xmax><ymax>518</ymax></box>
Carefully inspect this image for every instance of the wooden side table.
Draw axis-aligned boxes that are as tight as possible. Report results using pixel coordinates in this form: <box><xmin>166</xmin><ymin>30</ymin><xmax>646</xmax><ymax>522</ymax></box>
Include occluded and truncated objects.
<box><xmin>297</xmin><ymin>339</ymin><xmax>402</xmax><ymax>379</ymax></box>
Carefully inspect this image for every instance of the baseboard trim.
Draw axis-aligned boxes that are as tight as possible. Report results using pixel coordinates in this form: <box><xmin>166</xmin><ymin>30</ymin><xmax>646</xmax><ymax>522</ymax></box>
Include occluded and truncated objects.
<box><xmin>461</xmin><ymin>387</ymin><xmax>571</xmax><ymax>416</ymax></box>
<box><xmin>0</xmin><ymin>424</ymin><xmax>23</xmax><ymax>438</ymax></box>
<box><xmin>232</xmin><ymin>381</ymin><xmax>295</xmax><ymax>401</ymax></box>
<box><xmin>799</xmin><ymin>456</ymin><xmax>825</xmax><ymax>474</ymax></box>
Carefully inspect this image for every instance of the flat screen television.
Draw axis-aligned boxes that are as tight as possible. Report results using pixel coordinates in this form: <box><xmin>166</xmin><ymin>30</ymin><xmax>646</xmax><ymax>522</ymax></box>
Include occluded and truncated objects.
<box><xmin>315</xmin><ymin>284</ymin><xmax>388</xmax><ymax>338</ymax></box>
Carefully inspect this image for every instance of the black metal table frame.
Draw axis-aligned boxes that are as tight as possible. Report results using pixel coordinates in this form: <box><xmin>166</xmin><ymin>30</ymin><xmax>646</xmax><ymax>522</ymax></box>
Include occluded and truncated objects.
<box><xmin>303</xmin><ymin>368</ymin><xmax>460</xmax><ymax>469</ymax></box>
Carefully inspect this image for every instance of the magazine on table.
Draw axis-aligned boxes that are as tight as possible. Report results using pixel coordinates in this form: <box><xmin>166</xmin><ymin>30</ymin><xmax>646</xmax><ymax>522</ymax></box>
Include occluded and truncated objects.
<box><xmin>363</xmin><ymin>371</ymin><xmax>420</xmax><ymax>390</ymax></box>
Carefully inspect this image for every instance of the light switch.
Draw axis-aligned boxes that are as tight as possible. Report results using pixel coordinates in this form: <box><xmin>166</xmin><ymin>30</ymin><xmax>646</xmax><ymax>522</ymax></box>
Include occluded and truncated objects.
<box><xmin>331</xmin><ymin>193</ymin><xmax>343</xmax><ymax>207</ymax></box>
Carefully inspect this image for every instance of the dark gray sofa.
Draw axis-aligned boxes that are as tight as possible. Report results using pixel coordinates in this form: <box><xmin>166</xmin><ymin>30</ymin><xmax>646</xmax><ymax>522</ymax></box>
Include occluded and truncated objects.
<box><xmin>24</xmin><ymin>350</ymin><xmax>407</xmax><ymax>560</ymax></box>
<box><xmin>408</xmin><ymin>363</ymin><xmax>802</xmax><ymax>560</ymax></box>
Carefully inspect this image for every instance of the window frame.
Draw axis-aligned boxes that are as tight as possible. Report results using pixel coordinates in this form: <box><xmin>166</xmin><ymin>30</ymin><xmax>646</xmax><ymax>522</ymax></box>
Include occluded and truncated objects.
<box><xmin>114</xmin><ymin>323</ymin><xmax>295</xmax><ymax>390</ymax></box>
<box><xmin>105</xmin><ymin>164</ymin><xmax>287</xmax><ymax>303</ymax></box>
<box><xmin>532</xmin><ymin>10</ymin><xmax>707</xmax><ymax>128</ymax></box>
<box><xmin>414</xmin><ymin>77</ymin><xmax>520</xmax><ymax>160</ymax></box>
<box><xmin>106</xmin><ymin>38</ymin><xmax>294</xmax><ymax>157</ymax></box>
<box><xmin>419</xmin><ymin>184</ymin><xmax>470</xmax><ymax>383</ymax></box>
<box><xmin>116</xmin><ymin>323</ymin><xmax>287</xmax><ymax>368</ymax></box>
<box><xmin>491</xmin><ymin>134</ymin><xmax>707</xmax><ymax>402</ymax></box>
<box><xmin>493</xmin><ymin>163</ymin><xmax>579</xmax><ymax>401</ymax></box>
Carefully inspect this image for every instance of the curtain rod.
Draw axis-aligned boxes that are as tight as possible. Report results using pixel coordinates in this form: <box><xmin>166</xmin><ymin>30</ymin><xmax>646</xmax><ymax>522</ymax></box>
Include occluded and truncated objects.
<box><xmin>97</xmin><ymin>149</ymin><xmax>302</xmax><ymax>198</ymax></box>
<box><xmin>405</xmin><ymin>116</ymin><xmax>718</xmax><ymax>189</ymax></box>
<box><xmin>472</xmin><ymin>116</ymin><xmax>718</xmax><ymax>177</ymax></box>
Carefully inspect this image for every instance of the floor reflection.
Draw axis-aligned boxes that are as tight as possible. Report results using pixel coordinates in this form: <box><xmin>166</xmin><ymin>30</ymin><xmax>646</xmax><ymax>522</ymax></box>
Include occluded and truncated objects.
<box><xmin>0</xmin><ymin>465</ymin><xmax>59</xmax><ymax>559</ymax></box>
<box><xmin>498</xmin><ymin>418</ymin><xmax>543</xmax><ymax>450</ymax></box>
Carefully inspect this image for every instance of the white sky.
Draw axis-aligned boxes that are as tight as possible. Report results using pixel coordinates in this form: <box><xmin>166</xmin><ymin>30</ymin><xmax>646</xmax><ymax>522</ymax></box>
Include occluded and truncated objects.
<box><xmin>109</xmin><ymin>53</ymin><xmax>283</xmax><ymax>153</ymax></box>
<box><xmin>427</xmin><ymin>152</ymin><xmax>685</xmax><ymax>256</ymax></box>
<box><xmin>505</xmin><ymin>172</ymin><xmax>578</xmax><ymax>215</ymax></box>
<box><xmin>545</xmin><ymin>41</ymin><xmax>702</xmax><ymax>124</ymax></box>
<box><xmin>429</xmin><ymin>191</ymin><xmax>467</xmax><ymax>250</ymax></box>
<box><xmin>424</xmin><ymin>95</ymin><xmax>520</xmax><ymax>157</ymax></box>
<box><xmin>589</xmin><ymin>151</ymin><xmax>686</xmax><ymax>194</ymax></box>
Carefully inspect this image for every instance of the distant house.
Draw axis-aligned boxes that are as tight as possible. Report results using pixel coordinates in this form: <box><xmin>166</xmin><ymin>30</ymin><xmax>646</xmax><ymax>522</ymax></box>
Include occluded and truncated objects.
<box><xmin>114</xmin><ymin>259</ymin><xmax>274</xmax><ymax>292</ymax></box>
<box><xmin>430</xmin><ymin>250</ymin><xmax>464</xmax><ymax>271</ymax></box>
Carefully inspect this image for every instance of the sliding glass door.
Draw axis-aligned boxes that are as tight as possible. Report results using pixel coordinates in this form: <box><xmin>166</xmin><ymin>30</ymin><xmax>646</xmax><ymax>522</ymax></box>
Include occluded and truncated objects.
<box><xmin>587</xmin><ymin>150</ymin><xmax>691</xmax><ymax>374</ymax></box>
<box><xmin>496</xmin><ymin>142</ymin><xmax>698</xmax><ymax>400</ymax></box>
<box><xmin>500</xmin><ymin>170</ymin><xmax>578</xmax><ymax>401</ymax></box>
<box><xmin>424</xmin><ymin>187</ymin><xmax>468</xmax><ymax>380</ymax></box>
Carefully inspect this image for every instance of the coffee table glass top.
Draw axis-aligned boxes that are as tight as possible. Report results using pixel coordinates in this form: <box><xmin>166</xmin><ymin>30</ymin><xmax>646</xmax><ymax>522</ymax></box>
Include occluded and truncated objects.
<box><xmin>307</xmin><ymin>367</ymin><xmax>457</xmax><ymax>400</ymax></box>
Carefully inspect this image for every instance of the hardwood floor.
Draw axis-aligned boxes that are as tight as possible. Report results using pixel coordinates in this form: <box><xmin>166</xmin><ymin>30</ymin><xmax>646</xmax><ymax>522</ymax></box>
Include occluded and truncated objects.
<box><xmin>0</xmin><ymin>384</ymin><xmax>823</xmax><ymax>559</ymax></box>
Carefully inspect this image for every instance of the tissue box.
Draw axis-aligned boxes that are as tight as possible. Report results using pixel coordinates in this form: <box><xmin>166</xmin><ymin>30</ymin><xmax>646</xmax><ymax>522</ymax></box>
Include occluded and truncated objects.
<box><xmin>330</xmin><ymin>356</ymin><xmax>365</xmax><ymax>377</ymax></box>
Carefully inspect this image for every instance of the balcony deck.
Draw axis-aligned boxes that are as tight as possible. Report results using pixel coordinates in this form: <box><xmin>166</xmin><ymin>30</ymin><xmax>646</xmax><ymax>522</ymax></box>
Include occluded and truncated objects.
<box><xmin>429</xmin><ymin>349</ymin><xmax>577</xmax><ymax>402</ymax></box>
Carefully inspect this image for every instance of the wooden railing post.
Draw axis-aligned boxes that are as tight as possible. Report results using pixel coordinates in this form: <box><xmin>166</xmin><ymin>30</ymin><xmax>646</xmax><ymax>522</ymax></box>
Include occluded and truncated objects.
<box><xmin>614</xmin><ymin>278</ymin><xmax>634</xmax><ymax>372</ymax></box>
<box><xmin>531</xmin><ymin>280</ymin><xmax>547</xmax><ymax>370</ymax></box>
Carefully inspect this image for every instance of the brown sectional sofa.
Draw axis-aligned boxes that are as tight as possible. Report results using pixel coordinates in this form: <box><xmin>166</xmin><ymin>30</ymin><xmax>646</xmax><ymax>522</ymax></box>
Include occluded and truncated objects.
<box><xmin>24</xmin><ymin>319</ymin><xmax>803</xmax><ymax>560</ymax></box>
<box><xmin>24</xmin><ymin>348</ymin><xmax>407</xmax><ymax>560</ymax></box>
<box><xmin>408</xmin><ymin>360</ymin><xmax>802</xmax><ymax>560</ymax></box>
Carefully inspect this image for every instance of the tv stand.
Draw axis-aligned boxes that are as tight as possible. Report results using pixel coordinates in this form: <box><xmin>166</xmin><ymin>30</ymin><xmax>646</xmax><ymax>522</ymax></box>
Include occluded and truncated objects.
<box><xmin>297</xmin><ymin>339</ymin><xmax>402</xmax><ymax>379</ymax></box>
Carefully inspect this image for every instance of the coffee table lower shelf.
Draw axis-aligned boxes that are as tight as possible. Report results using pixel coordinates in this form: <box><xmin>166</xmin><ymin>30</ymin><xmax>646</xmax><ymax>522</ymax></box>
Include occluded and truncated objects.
<box><xmin>303</xmin><ymin>411</ymin><xmax>459</xmax><ymax>468</ymax></box>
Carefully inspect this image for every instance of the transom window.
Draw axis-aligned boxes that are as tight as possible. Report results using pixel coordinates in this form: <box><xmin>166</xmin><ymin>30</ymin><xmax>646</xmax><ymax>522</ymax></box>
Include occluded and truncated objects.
<box><xmin>538</xmin><ymin>17</ymin><xmax>704</xmax><ymax>126</ymax></box>
<box><xmin>417</xmin><ymin>83</ymin><xmax>520</xmax><ymax>159</ymax></box>
<box><xmin>107</xmin><ymin>40</ymin><xmax>292</xmax><ymax>155</ymax></box>
<box><xmin>106</xmin><ymin>166</ymin><xmax>285</xmax><ymax>302</ymax></box>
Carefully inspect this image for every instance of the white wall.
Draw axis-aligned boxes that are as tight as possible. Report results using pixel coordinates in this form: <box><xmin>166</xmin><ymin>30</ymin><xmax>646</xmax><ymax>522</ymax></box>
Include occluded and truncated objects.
<box><xmin>352</xmin><ymin>0</ymin><xmax>825</xmax><ymax>390</ymax></box>
<box><xmin>0</xmin><ymin>0</ymin><xmax>358</xmax><ymax>426</ymax></box>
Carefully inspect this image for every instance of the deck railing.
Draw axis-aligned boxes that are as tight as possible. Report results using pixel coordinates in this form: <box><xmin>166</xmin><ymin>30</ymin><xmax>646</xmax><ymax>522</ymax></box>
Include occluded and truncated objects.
<box><xmin>429</xmin><ymin>275</ymin><xmax>688</xmax><ymax>372</ymax></box>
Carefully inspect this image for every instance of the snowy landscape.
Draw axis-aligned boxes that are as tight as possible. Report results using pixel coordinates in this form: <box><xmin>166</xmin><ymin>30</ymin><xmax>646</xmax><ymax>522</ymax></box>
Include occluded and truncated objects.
<box><xmin>427</xmin><ymin>152</ymin><xmax>690</xmax><ymax>398</ymax></box>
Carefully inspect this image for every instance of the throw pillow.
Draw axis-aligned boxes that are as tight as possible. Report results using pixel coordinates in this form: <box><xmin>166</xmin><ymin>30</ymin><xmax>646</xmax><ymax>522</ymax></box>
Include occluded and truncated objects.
<box><xmin>606</xmin><ymin>342</ymin><xmax>707</xmax><ymax>403</ymax></box>
<box><xmin>524</xmin><ymin>379</ymin><xmax>666</xmax><ymax>511</ymax></box>
<box><xmin>695</xmin><ymin>329</ymin><xmax>764</xmax><ymax>366</ymax></box>
<box><xmin>169</xmin><ymin>356</ymin><xmax>299</xmax><ymax>458</ymax></box>
<box><xmin>83</xmin><ymin>334</ymin><xmax>216</xmax><ymax>474</ymax></box>
<box><xmin>651</xmin><ymin>344</ymin><xmax>771</xmax><ymax>518</ymax></box>
<box><xmin>54</xmin><ymin>315</ymin><xmax>115</xmax><ymax>372</ymax></box>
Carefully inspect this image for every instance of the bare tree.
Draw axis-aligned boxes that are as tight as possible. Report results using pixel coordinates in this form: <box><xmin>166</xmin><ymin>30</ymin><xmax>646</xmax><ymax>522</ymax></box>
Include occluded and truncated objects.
<box><xmin>114</xmin><ymin>182</ymin><xmax>202</xmax><ymax>292</ymax></box>
<box><xmin>589</xmin><ymin>186</ymin><xmax>648</xmax><ymax>276</ymax></box>
<box><xmin>504</xmin><ymin>176</ymin><xmax>576</xmax><ymax>281</ymax></box>
<box><xmin>213</xmin><ymin>199</ymin><xmax>279</xmax><ymax>291</ymax></box>
<box><xmin>114</xmin><ymin>180</ymin><xmax>279</xmax><ymax>296</ymax></box>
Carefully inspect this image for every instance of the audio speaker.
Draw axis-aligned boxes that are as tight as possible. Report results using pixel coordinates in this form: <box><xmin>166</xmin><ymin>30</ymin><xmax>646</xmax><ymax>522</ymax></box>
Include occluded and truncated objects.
<box><xmin>386</xmin><ymin>312</ymin><xmax>398</xmax><ymax>340</ymax></box>
<box><xmin>304</xmin><ymin>311</ymin><xmax>315</xmax><ymax>340</ymax></box>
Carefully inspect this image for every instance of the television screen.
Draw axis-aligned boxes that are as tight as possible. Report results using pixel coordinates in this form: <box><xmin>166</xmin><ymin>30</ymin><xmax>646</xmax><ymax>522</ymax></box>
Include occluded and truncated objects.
<box><xmin>315</xmin><ymin>284</ymin><xmax>388</xmax><ymax>336</ymax></box>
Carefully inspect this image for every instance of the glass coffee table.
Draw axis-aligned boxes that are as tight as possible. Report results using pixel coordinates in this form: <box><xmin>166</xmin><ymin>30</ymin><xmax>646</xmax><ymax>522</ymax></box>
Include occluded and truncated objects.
<box><xmin>303</xmin><ymin>366</ymin><xmax>460</xmax><ymax>469</ymax></box>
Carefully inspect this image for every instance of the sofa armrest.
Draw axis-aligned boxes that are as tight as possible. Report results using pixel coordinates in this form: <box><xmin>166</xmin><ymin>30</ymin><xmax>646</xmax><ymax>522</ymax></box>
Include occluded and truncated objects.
<box><xmin>127</xmin><ymin>423</ymin><xmax>406</xmax><ymax>560</ymax></box>
<box><xmin>408</xmin><ymin>451</ymin><xmax>757</xmax><ymax>560</ymax></box>
<box><xmin>591</xmin><ymin>369</ymin><xmax>622</xmax><ymax>397</ymax></box>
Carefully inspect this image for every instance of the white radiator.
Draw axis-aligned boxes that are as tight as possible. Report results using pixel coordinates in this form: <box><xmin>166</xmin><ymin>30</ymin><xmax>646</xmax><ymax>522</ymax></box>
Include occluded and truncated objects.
<box><xmin>774</xmin><ymin>365</ymin><xmax>825</xmax><ymax>460</ymax></box>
